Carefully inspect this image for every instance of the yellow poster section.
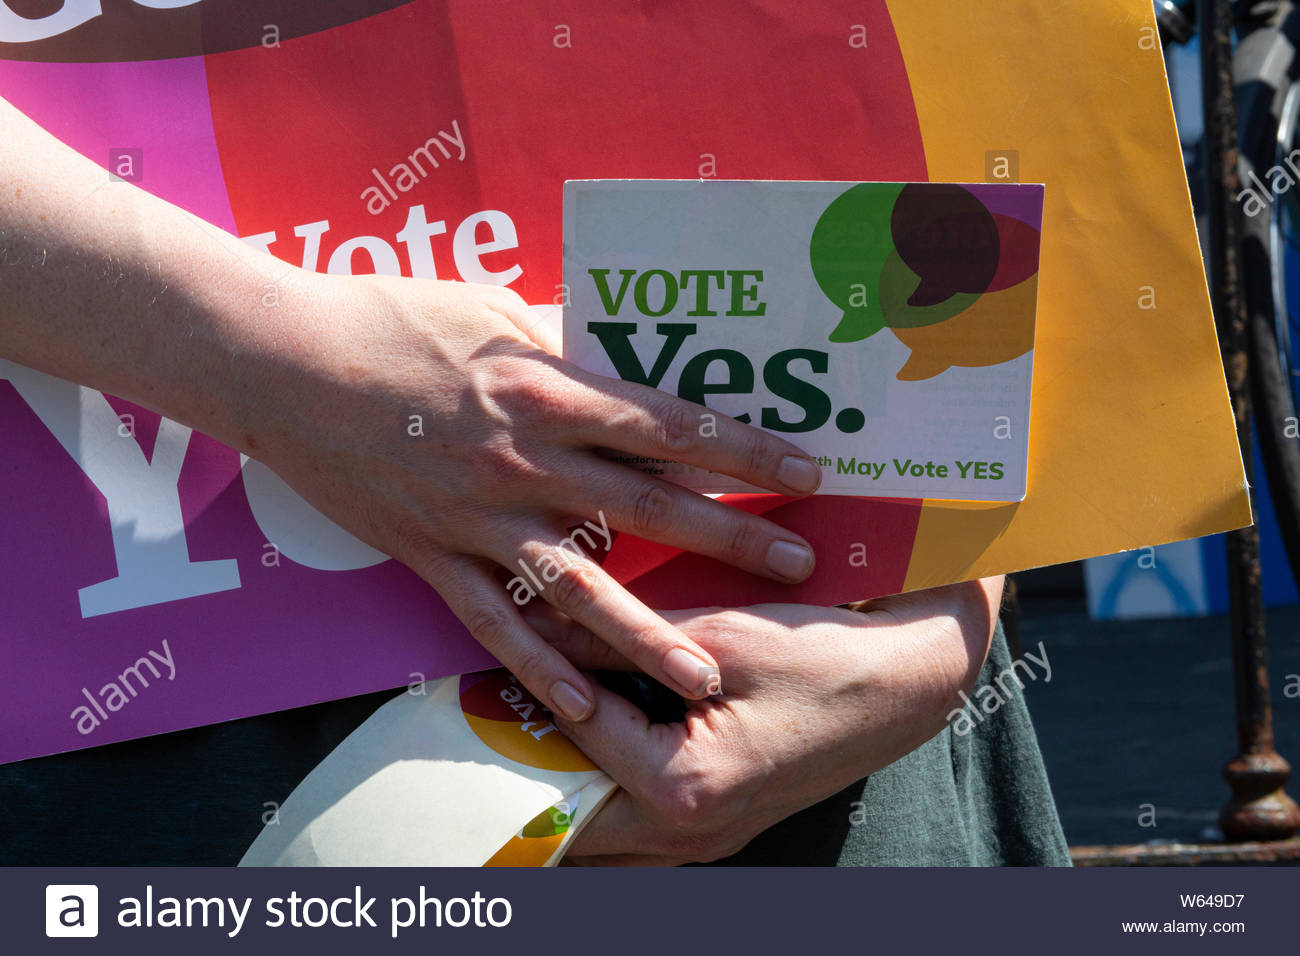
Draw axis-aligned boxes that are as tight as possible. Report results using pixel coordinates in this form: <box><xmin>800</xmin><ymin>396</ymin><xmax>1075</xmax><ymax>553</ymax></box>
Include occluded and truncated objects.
<box><xmin>887</xmin><ymin>0</ymin><xmax>1251</xmax><ymax>589</ymax></box>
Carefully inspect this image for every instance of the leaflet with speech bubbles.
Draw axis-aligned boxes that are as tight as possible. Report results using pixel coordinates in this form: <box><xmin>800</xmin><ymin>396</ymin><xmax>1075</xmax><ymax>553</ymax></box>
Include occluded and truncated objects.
<box><xmin>562</xmin><ymin>180</ymin><xmax>1043</xmax><ymax>501</ymax></box>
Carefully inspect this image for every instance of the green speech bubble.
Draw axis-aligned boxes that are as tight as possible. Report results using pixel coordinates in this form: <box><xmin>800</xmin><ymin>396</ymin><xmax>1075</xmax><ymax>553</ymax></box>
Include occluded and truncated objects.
<box><xmin>809</xmin><ymin>183</ymin><xmax>903</xmax><ymax>343</ymax></box>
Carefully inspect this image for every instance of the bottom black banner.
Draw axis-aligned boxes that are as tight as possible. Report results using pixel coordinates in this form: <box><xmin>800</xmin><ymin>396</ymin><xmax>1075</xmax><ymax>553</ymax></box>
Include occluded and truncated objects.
<box><xmin>7</xmin><ymin>866</ymin><xmax>1294</xmax><ymax>954</ymax></box>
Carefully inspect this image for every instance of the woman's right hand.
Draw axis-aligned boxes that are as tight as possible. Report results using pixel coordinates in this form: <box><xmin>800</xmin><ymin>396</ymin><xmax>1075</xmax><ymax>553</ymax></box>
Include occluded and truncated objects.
<box><xmin>226</xmin><ymin>270</ymin><xmax>822</xmax><ymax>721</ymax></box>
<box><xmin>0</xmin><ymin>95</ymin><xmax>820</xmax><ymax>723</ymax></box>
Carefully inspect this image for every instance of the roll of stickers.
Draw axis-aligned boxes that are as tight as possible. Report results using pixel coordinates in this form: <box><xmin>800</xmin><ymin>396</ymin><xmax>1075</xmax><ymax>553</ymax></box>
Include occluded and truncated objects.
<box><xmin>240</xmin><ymin>671</ymin><xmax>616</xmax><ymax>867</ymax></box>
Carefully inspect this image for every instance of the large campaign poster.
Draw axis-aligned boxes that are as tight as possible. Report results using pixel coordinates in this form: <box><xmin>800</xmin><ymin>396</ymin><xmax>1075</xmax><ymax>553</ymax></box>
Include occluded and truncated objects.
<box><xmin>0</xmin><ymin>1</ymin><xmax>1249</xmax><ymax>764</ymax></box>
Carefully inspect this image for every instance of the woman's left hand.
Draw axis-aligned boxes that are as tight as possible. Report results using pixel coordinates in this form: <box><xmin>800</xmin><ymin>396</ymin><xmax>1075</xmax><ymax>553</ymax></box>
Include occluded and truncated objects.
<box><xmin>541</xmin><ymin>576</ymin><xmax>1003</xmax><ymax>865</ymax></box>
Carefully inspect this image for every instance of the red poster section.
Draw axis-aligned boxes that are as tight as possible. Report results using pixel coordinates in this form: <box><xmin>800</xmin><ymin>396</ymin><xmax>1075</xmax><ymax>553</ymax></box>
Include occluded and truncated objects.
<box><xmin>203</xmin><ymin>0</ymin><xmax>929</xmax><ymax>605</ymax></box>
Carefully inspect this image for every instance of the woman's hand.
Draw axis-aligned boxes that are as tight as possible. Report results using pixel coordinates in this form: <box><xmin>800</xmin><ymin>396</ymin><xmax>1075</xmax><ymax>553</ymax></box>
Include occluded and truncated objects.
<box><xmin>543</xmin><ymin>577</ymin><xmax>1003</xmax><ymax>864</ymax></box>
<box><xmin>196</xmin><ymin>270</ymin><xmax>826</xmax><ymax>720</ymax></box>
<box><xmin>0</xmin><ymin>97</ymin><xmax>825</xmax><ymax>722</ymax></box>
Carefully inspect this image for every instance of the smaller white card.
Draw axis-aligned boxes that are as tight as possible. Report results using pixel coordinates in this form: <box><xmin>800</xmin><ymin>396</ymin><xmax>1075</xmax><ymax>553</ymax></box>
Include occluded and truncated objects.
<box><xmin>562</xmin><ymin>180</ymin><xmax>1042</xmax><ymax>501</ymax></box>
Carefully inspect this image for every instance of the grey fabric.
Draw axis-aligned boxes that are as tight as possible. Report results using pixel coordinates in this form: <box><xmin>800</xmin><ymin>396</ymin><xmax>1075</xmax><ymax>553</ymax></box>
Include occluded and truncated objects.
<box><xmin>706</xmin><ymin>618</ymin><xmax>1072</xmax><ymax>866</ymax></box>
<box><xmin>836</xmin><ymin>619</ymin><xmax>1071</xmax><ymax>866</ymax></box>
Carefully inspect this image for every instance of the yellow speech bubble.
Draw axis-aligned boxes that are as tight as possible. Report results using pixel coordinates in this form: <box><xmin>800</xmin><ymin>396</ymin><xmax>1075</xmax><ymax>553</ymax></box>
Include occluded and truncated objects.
<box><xmin>891</xmin><ymin>275</ymin><xmax>1038</xmax><ymax>380</ymax></box>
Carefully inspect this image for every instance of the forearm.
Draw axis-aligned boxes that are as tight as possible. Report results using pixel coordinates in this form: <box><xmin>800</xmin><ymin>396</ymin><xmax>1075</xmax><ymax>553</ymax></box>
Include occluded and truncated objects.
<box><xmin>857</xmin><ymin>575</ymin><xmax>1003</xmax><ymax>705</ymax></box>
<box><xmin>0</xmin><ymin>95</ymin><xmax>313</xmax><ymax>452</ymax></box>
<box><xmin>847</xmin><ymin>576</ymin><xmax>1004</xmax><ymax>765</ymax></box>
<box><xmin>789</xmin><ymin>577</ymin><xmax>1006</xmax><ymax>803</ymax></box>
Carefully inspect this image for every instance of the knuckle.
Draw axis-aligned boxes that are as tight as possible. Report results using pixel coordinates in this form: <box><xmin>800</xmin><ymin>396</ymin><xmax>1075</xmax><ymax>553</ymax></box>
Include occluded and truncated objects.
<box><xmin>416</xmin><ymin>547</ymin><xmax>459</xmax><ymax>583</ymax></box>
<box><xmin>630</xmin><ymin>483</ymin><xmax>674</xmax><ymax>535</ymax></box>
<box><xmin>684</xmin><ymin>608</ymin><xmax>744</xmax><ymax>647</ymax></box>
<box><xmin>726</xmin><ymin>516</ymin><xmax>764</xmax><ymax>564</ymax></box>
<box><xmin>658</xmin><ymin>401</ymin><xmax>699</xmax><ymax>453</ymax></box>
<box><xmin>495</xmin><ymin>373</ymin><xmax>575</xmax><ymax>423</ymax></box>
<box><xmin>703</xmin><ymin>608</ymin><xmax>745</xmax><ymax>631</ymax></box>
<box><xmin>463</xmin><ymin>603</ymin><xmax>516</xmax><ymax>650</ymax></box>
<box><xmin>740</xmin><ymin>428</ymin><xmax>769</xmax><ymax>480</ymax></box>
<box><xmin>382</xmin><ymin>513</ymin><xmax>427</xmax><ymax>568</ymax></box>
<box><xmin>477</xmin><ymin>436</ymin><xmax>543</xmax><ymax>486</ymax></box>
<box><xmin>656</xmin><ymin>778</ymin><xmax>754</xmax><ymax>862</ymax></box>
<box><xmin>651</xmin><ymin>767</ymin><xmax>726</xmax><ymax>832</ymax></box>
<box><xmin>620</xmin><ymin>620</ymin><xmax>669</xmax><ymax>662</ymax></box>
<box><xmin>641</xmin><ymin>748</ymin><xmax>764</xmax><ymax>862</ymax></box>
<box><xmin>505</xmin><ymin>646</ymin><xmax>554</xmax><ymax>690</ymax></box>
<box><xmin>549</xmin><ymin>560</ymin><xmax>599</xmax><ymax>615</ymax></box>
<box><xmin>646</xmin><ymin>779</ymin><xmax>698</xmax><ymax>829</ymax></box>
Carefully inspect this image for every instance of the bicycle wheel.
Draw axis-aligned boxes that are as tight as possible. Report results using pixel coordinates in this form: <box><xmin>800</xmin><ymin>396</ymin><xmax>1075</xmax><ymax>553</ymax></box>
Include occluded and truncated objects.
<box><xmin>1235</xmin><ymin>0</ymin><xmax>1300</xmax><ymax>594</ymax></box>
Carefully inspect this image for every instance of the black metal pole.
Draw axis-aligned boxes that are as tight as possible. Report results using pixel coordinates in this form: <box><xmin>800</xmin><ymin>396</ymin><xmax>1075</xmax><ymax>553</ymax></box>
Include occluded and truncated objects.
<box><xmin>1200</xmin><ymin>0</ymin><xmax>1300</xmax><ymax>841</ymax></box>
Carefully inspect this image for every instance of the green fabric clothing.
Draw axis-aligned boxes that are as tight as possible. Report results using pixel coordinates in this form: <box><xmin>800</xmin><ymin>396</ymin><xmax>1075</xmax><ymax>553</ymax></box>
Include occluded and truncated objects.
<box><xmin>708</xmin><ymin>619</ymin><xmax>1071</xmax><ymax>866</ymax></box>
<box><xmin>0</xmin><ymin>619</ymin><xmax>1067</xmax><ymax>866</ymax></box>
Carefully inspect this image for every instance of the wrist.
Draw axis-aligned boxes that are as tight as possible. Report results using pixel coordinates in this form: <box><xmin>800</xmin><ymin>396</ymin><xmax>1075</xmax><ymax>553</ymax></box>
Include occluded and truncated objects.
<box><xmin>138</xmin><ymin>228</ymin><xmax>334</xmax><ymax>459</ymax></box>
<box><xmin>851</xmin><ymin>579</ymin><xmax>1001</xmax><ymax>727</ymax></box>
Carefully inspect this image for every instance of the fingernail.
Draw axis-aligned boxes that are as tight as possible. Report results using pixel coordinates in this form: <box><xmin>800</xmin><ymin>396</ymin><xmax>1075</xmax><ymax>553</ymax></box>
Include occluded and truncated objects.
<box><xmin>551</xmin><ymin>681</ymin><xmax>593</xmax><ymax>721</ymax></box>
<box><xmin>766</xmin><ymin>539</ymin><xmax>815</xmax><ymax>582</ymax></box>
<box><xmin>663</xmin><ymin>647</ymin><xmax>722</xmax><ymax>698</ymax></box>
<box><xmin>777</xmin><ymin>455</ymin><xmax>821</xmax><ymax>494</ymax></box>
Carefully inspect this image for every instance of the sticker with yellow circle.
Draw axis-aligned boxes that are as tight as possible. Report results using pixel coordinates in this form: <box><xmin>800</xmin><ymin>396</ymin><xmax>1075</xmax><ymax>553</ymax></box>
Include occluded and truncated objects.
<box><xmin>459</xmin><ymin>671</ymin><xmax>597</xmax><ymax>773</ymax></box>
<box><xmin>483</xmin><ymin>797</ymin><xmax>578</xmax><ymax>867</ymax></box>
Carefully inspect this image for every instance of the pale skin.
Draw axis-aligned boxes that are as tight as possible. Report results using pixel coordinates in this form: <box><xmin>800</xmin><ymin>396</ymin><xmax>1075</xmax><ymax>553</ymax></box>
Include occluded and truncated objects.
<box><xmin>534</xmin><ymin>581</ymin><xmax>1002</xmax><ymax>864</ymax></box>
<box><xmin>0</xmin><ymin>96</ymin><xmax>1004</xmax><ymax>862</ymax></box>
